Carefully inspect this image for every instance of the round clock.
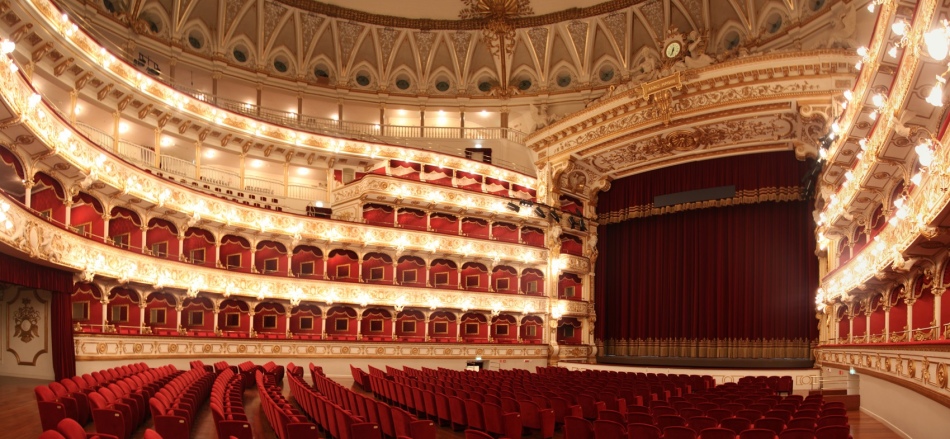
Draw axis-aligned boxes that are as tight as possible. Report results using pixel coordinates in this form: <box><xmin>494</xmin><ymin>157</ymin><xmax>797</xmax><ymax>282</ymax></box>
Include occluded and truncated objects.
<box><xmin>665</xmin><ymin>41</ymin><xmax>682</xmax><ymax>58</ymax></box>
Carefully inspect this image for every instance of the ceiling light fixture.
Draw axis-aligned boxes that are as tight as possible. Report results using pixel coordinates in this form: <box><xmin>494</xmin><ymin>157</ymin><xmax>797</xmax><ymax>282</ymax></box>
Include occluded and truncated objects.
<box><xmin>459</xmin><ymin>0</ymin><xmax>534</xmax><ymax>55</ymax></box>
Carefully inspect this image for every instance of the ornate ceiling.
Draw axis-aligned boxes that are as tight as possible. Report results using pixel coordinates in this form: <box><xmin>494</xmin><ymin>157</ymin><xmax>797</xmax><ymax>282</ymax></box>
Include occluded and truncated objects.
<box><xmin>62</xmin><ymin>0</ymin><xmax>858</xmax><ymax>101</ymax></box>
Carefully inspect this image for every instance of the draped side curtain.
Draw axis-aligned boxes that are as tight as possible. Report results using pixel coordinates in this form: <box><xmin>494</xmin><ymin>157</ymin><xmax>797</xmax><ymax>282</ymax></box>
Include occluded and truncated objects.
<box><xmin>594</xmin><ymin>152</ymin><xmax>818</xmax><ymax>359</ymax></box>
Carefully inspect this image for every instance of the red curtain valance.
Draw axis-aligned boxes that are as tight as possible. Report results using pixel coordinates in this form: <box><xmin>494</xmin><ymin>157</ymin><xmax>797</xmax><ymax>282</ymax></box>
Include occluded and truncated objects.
<box><xmin>598</xmin><ymin>151</ymin><xmax>806</xmax><ymax>223</ymax></box>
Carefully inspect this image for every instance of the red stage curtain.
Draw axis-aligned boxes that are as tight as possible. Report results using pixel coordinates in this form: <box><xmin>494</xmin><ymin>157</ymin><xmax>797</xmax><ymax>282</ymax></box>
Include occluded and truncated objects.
<box><xmin>0</xmin><ymin>252</ymin><xmax>75</xmax><ymax>379</ymax></box>
<box><xmin>594</xmin><ymin>152</ymin><xmax>818</xmax><ymax>359</ymax></box>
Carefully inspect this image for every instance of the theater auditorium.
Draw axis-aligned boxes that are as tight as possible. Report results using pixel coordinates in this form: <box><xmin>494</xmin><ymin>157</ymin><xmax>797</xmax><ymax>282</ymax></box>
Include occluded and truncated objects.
<box><xmin>0</xmin><ymin>0</ymin><xmax>944</xmax><ymax>437</ymax></box>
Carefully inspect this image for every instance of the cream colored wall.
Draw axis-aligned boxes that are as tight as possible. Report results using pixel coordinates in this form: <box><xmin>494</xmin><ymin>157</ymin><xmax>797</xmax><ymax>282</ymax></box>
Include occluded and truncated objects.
<box><xmin>858</xmin><ymin>373</ymin><xmax>950</xmax><ymax>439</ymax></box>
<box><xmin>0</xmin><ymin>286</ymin><xmax>55</xmax><ymax>380</ymax></box>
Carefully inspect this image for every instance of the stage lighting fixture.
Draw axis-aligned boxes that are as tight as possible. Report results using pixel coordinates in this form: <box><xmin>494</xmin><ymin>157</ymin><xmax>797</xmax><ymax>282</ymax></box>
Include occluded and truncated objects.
<box><xmin>548</xmin><ymin>211</ymin><xmax>561</xmax><ymax>222</ymax></box>
<box><xmin>505</xmin><ymin>202</ymin><xmax>520</xmax><ymax>212</ymax></box>
<box><xmin>534</xmin><ymin>207</ymin><xmax>545</xmax><ymax>218</ymax></box>
<box><xmin>579</xmin><ymin>218</ymin><xmax>587</xmax><ymax>232</ymax></box>
<box><xmin>569</xmin><ymin>216</ymin><xmax>578</xmax><ymax>229</ymax></box>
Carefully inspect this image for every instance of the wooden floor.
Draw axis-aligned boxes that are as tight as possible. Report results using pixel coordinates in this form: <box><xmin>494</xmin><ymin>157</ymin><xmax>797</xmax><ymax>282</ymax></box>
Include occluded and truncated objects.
<box><xmin>1</xmin><ymin>375</ymin><xmax>902</xmax><ymax>439</ymax></box>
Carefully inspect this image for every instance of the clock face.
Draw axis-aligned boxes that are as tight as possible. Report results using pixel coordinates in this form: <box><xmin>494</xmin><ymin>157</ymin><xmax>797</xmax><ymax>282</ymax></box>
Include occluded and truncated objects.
<box><xmin>665</xmin><ymin>42</ymin><xmax>681</xmax><ymax>58</ymax></box>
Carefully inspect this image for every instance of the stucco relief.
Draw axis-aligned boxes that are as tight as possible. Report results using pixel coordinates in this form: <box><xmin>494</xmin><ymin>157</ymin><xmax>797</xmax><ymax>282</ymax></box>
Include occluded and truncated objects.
<box><xmin>589</xmin><ymin>114</ymin><xmax>797</xmax><ymax>172</ymax></box>
<box><xmin>6</xmin><ymin>289</ymin><xmax>48</xmax><ymax>366</ymax></box>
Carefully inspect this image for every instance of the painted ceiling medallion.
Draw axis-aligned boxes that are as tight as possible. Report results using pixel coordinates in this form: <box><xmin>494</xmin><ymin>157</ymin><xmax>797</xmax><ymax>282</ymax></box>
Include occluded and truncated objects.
<box><xmin>459</xmin><ymin>0</ymin><xmax>534</xmax><ymax>54</ymax></box>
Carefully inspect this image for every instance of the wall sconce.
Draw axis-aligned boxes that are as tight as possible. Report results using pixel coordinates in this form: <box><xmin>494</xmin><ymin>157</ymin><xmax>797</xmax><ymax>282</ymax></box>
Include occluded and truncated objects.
<box><xmin>460</xmin><ymin>298</ymin><xmax>473</xmax><ymax>313</ymax></box>
<box><xmin>522</xmin><ymin>303</ymin><xmax>535</xmax><ymax>316</ymax></box>
<box><xmin>490</xmin><ymin>302</ymin><xmax>502</xmax><ymax>317</ymax></box>
<box><xmin>427</xmin><ymin>296</ymin><xmax>441</xmax><ymax>310</ymax></box>
<box><xmin>289</xmin><ymin>287</ymin><xmax>303</xmax><ymax>306</ymax></box>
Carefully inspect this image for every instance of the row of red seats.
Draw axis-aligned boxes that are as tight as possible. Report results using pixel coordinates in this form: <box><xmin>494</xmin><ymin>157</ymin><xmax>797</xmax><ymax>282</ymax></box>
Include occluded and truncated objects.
<box><xmin>147</xmin><ymin>368</ymin><xmax>213</xmax><ymax>439</ymax></box>
<box><xmin>88</xmin><ymin>365</ymin><xmax>182</xmax><ymax>439</ymax></box>
<box><xmin>736</xmin><ymin>376</ymin><xmax>794</xmax><ymax>394</ymax></box>
<box><xmin>35</xmin><ymin>363</ymin><xmax>156</xmax><ymax>431</ymax></box>
<box><xmin>565</xmin><ymin>415</ymin><xmax>852</xmax><ymax>439</ymax></box>
<box><xmin>38</xmin><ymin>418</ymin><xmax>120</xmax><ymax>439</ymax></box>
<box><xmin>210</xmin><ymin>365</ymin><xmax>252</xmax><ymax>439</ymax></box>
<box><xmin>363</xmin><ymin>367</ymin><xmax>526</xmax><ymax>439</ymax></box>
<box><xmin>286</xmin><ymin>364</ymin><xmax>385</xmax><ymax>439</ymax></box>
<box><xmin>254</xmin><ymin>369</ymin><xmax>319</xmax><ymax>439</ymax></box>
<box><xmin>315</xmin><ymin>363</ymin><xmax>444</xmax><ymax>438</ymax></box>
<box><xmin>214</xmin><ymin>361</ymin><xmax>259</xmax><ymax>390</ymax></box>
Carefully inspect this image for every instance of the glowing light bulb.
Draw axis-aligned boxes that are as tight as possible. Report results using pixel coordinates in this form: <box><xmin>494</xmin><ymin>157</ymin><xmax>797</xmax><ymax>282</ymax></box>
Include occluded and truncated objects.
<box><xmin>926</xmin><ymin>77</ymin><xmax>945</xmax><ymax>107</ymax></box>
<box><xmin>856</xmin><ymin>46</ymin><xmax>869</xmax><ymax>57</ymax></box>
<box><xmin>0</xmin><ymin>40</ymin><xmax>14</xmax><ymax>55</ymax></box>
<box><xmin>892</xmin><ymin>21</ymin><xmax>908</xmax><ymax>36</ymax></box>
<box><xmin>925</xmin><ymin>25</ymin><xmax>950</xmax><ymax>61</ymax></box>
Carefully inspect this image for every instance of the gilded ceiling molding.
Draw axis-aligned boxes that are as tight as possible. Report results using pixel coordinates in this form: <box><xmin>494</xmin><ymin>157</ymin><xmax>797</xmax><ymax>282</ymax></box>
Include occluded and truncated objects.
<box><xmin>275</xmin><ymin>0</ymin><xmax>639</xmax><ymax>30</ymax></box>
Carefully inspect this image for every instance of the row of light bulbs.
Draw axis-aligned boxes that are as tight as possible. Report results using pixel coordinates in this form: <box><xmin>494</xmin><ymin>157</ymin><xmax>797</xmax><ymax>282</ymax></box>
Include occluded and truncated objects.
<box><xmin>817</xmin><ymin>0</ymin><xmax>948</xmax><ymax>305</ymax></box>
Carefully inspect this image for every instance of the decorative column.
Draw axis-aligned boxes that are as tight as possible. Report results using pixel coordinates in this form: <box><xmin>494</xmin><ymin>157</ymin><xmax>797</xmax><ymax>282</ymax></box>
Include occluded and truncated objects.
<box><xmin>23</xmin><ymin>178</ymin><xmax>33</xmax><ymax>209</ymax></box>
<box><xmin>250</xmin><ymin>248</ymin><xmax>257</xmax><ymax>273</ymax></box>
<box><xmin>934</xmin><ymin>287</ymin><xmax>946</xmax><ymax>337</ymax></box>
<box><xmin>177</xmin><ymin>233</ymin><xmax>185</xmax><ymax>262</ymax></box>
<box><xmin>214</xmin><ymin>241</ymin><xmax>222</xmax><ymax>268</ymax></box>
<box><xmin>102</xmin><ymin>213</ymin><xmax>111</xmax><ymax>244</ymax></box>
<box><xmin>356</xmin><ymin>309</ymin><xmax>363</xmax><ymax>341</ymax></box>
<box><xmin>456</xmin><ymin>319</ymin><xmax>463</xmax><ymax>343</ymax></box>
<box><xmin>139</xmin><ymin>297</ymin><xmax>147</xmax><ymax>334</ymax></box>
<box><xmin>906</xmin><ymin>297</ymin><xmax>915</xmax><ymax>341</ymax></box>
<box><xmin>69</xmin><ymin>90</ymin><xmax>78</xmax><ymax>124</ymax></box>
<box><xmin>392</xmin><ymin>260</ymin><xmax>399</xmax><ymax>285</ymax></box>
<box><xmin>516</xmin><ymin>318</ymin><xmax>522</xmax><ymax>343</ymax></box>
<box><xmin>419</xmin><ymin>107</ymin><xmax>425</xmax><ymax>137</ymax></box>
<box><xmin>323</xmin><ymin>257</ymin><xmax>329</xmax><ymax>280</ymax></box>
<box><xmin>321</xmin><ymin>306</ymin><xmax>328</xmax><ymax>339</ymax></box>
<box><xmin>64</xmin><ymin>198</ymin><xmax>73</xmax><ymax>228</ymax></box>
<box><xmin>140</xmin><ymin>226</ymin><xmax>148</xmax><ymax>255</ymax></box>
<box><xmin>248</xmin><ymin>310</ymin><xmax>256</xmax><ymax>337</ymax></box>
<box><xmin>113</xmin><ymin>112</ymin><xmax>121</xmax><ymax>153</ymax></box>
<box><xmin>176</xmin><ymin>303</ymin><xmax>184</xmax><ymax>335</ymax></box>
<box><xmin>423</xmin><ymin>313</ymin><xmax>430</xmax><ymax>342</ymax></box>
<box><xmin>100</xmin><ymin>296</ymin><xmax>109</xmax><ymax>332</ymax></box>
<box><xmin>212</xmin><ymin>301</ymin><xmax>220</xmax><ymax>335</ymax></box>
<box><xmin>285</xmin><ymin>310</ymin><xmax>293</xmax><ymax>338</ymax></box>
<box><xmin>426</xmin><ymin>213</ymin><xmax>431</xmax><ymax>231</ymax></box>
<box><xmin>392</xmin><ymin>313</ymin><xmax>398</xmax><ymax>341</ymax></box>
<box><xmin>194</xmin><ymin>140</ymin><xmax>202</xmax><ymax>180</ymax></box>
<box><xmin>153</xmin><ymin>127</ymin><xmax>162</xmax><ymax>168</ymax></box>
<box><xmin>883</xmin><ymin>305</ymin><xmax>891</xmax><ymax>341</ymax></box>
<box><xmin>358</xmin><ymin>253</ymin><xmax>364</xmax><ymax>282</ymax></box>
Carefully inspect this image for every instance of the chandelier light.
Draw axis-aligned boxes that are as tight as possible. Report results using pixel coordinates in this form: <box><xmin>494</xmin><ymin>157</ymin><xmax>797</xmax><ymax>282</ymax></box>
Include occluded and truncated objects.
<box><xmin>459</xmin><ymin>0</ymin><xmax>534</xmax><ymax>55</ymax></box>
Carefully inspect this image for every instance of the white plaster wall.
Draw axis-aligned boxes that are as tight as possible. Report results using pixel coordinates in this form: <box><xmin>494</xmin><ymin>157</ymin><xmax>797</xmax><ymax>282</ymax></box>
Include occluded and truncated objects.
<box><xmin>858</xmin><ymin>373</ymin><xmax>950</xmax><ymax>439</ymax></box>
<box><xmin>0</xmin><ymin>286</ymin><xmax>55</xmax><ymax>380</ymax></box>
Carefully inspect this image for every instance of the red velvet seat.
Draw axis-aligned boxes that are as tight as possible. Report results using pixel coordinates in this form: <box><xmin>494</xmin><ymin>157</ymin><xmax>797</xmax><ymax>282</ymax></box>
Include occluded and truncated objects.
<box><xmin>463</xmin><ymin>399</ymin><xmax>485</xmax><ymax>431</ymax></box>
<box><xmin>564</xmin><ymin>416</ymin><xmax>593</xmax><ymax>439</ymax></box>
<box><xmin>519</xmin><ymin>400</ymin><xmax>554</xmax><ymax>439</ymax></box>
<box><xmin>599</xmin><ymin>409</ymin><xmax>626</xmax><ymax>423</ymax></box>
<box><xmin>764</xmin><ymin>410</ymin><xmax>792</xmax><ymax>423</ymax></box>
<box><xmin>593</xmin><ymin>419</ymin><xmax>626</xmax><ymax>439</ymax></box>
<box><xmin>699</xmin><ymin>427</ymin><xmax>739</xmax><ymax>439</ymax></box>
<box><xmin>816</xmin><ymin>416</ymin><xmax>848</xmax><ymax>428</ymax></box>
<box><xmin>447</xmin><ymin>396</ymin><xmax>468</xmax><ymax>430</ymax></box>
<box><xmin>688</xmin><ymin>416</ymin><xmax>719</xmax><ymax>431</ymax></box>
<box><xmin>706</xmin><ymin>409</ymin><xmax>733</xmax><ymax>423</ymax></box>
<box><xmin>779</xmin><ymin>428</ymin><xmax>817</xmax><ymax>439</ymax></box>
<box><xmin>820</xmin><ymin>408</ymin><xmax>846</xmax><ymax>417</ymax></box>
<box><xmin>680</xmin><ymin>408</ymin><xmax>704</xmax><ymax>419</ymax></box>
<box><xmin>625</xmin><ymin>422</ymin><xmax>660</xmax><ymax>439</ymax></box>
<box><xmin>35</xmin><ymin>385</ymin><xmax>69</xmax><ymax>432</ymax></box>
<box><xmin>794</xmin><ymin>410</ymin><xmax>819</xmax><ymax>419</ymax></box>
<box><xmin>464</xmin><ymin>430</ymin><xmax>495</xmax><ymax>439</ymax></box>
<box><xmin>815</xmin><ymin>425</ymin><xmax>851</xmax><ymax>439</ymax></box>
<box><xmin>787</xmin><ymin>417</ymin><xmax>816</xmax><ymax>430</ymax></box>
<box><xmin>754</xmin><ymin>417</ymin><xmax>786</xmax><ymax>435</ymax></box>
<box><xmin>40</xmin><ymin>431</ymin><xmax>67</xmax><ymax>439</ymax></box>
<box><xmin>483</xmin><ymin>402</ymin><xmax>521</xmax><ymax>439</ymax></box>
<box><xmin>737</xmin><ymin>409</ymin><xmax>763</xmax><ymax>422</ymax></box>
<box><xmin>664</xmin><ymin>426</ymin><xmax>698</xmax><ymax>439</ymax></box>
<box><xmin>741</xmin><ymin>428</ymin><xmax>779</xmax><ymax>439</ymax></box>
<box><xmin>719</xmin><ymin>418</ymin><xmax>752</xmax><ymax>435</ymax></box>
<box><xmin>143</xmin><ymin>429</ymin><xmax>162</xmax><ymax>439</ymax></box>
<box><xmin>57</xmin><ymin>418</ymin><xmax>119</xmax><ymax>439</ymax></box>
<box><xmin>651</xmin><ymin>406</ymin><xmax>678</xmax><ymax>417</ymax></box>
<box><xmin>657</xmin><ymin>414</ymin><xmax>687</xmax><ymax>429</ymax></box>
